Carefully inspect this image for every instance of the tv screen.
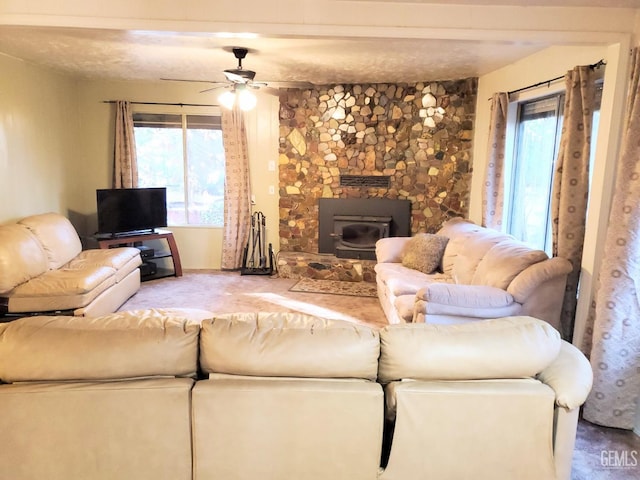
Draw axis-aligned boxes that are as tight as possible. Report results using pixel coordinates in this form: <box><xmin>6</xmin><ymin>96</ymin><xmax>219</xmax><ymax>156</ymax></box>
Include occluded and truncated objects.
<box><xmin>96</xmin><ymin>187</ymin><xmax>168</xmax><ymax>236</ymax></box>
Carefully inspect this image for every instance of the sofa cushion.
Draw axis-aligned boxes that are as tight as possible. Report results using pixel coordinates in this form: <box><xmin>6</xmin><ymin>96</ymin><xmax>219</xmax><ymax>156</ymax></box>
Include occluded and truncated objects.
<box><xmin>10</xmin><ymin>265</ymin><xmax>115</xmax><ymax>297</ymax></box>
<box><xmin>0</xmin><ymin>310</ymin><xmax>201</xmax><ymax>382</ymax></box>
<box><xmin>200</xmin><ymin>312</ymin><xmax>380</xmax><ymax>381</ymax></box>
<box><xmin>451</xmin><ymin>229</ymin><xmax>511</xmax><ymax>285</ymax></box>
<box><xmin>435</xmin><ymin>218</ymin><xmax>512</xmax><ymax>284</ymax></box>
<box><xmin>401</xmin><ymin>233</ymin><xmax>449</xmax><ymax>274</ymax></box>
<box><xmin>6</xmin><ymin>263</ymin><xmax>118</xmax><ymax>313</ymax></box>
<box><xmin>376</xmin><ymin>236</ymin><xmax>412</xmax><ymax>263</ymax></box>
<box><xmin>472</xmin><ymin>240</ymin><xmax>548</xmax><ymax>289</ymax></box>
<box><xmin>0</xmin><ymin>224</ymin><xmax>48</xmax><ymax>293</ymax></box>
<box><xmin>438</xmin><ymin>217</ymin><xmax>486</xmax><ymax>276</ymax></box>
<box><xmin>18</xmin><ymin>213</ymin><xmax>82</xmax><ymax>269</ymax></box>
<box><xmin>378</xmin><ymin>316</ymin><xmax>561</xmax><ymax>383</ymax></box>
<box><xmin>375</xmin><ymin>263</ymin><xmax>450</xmax><ymax>296</ymax></box>
<box><xmin>71</xmin><ymin>247</ymin><xmax>141</xmax><ymax>271</ymax></box>
<box><xmin>69</xmin><ymin>247</ymin><xmax>143</xmax><ymax>282</ymax></box>
<box><xmin>5</xmin><ymin>269</ymin><xmax>116</xmax><ymax>313</ymax></box>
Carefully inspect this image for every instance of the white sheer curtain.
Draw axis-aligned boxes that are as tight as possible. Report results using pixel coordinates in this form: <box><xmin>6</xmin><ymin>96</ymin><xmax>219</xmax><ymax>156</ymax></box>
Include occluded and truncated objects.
<box><xmin>550</xmin><ymin>65</ymin><xmax>595</xmax><ymax>340</ymax></box>
<box><xmin>482</xmin><ymin>92</ymin><xmax>509</xmax><ymax>229</ymax></box>
<box><xmin>221</xmin><ymin>104</ymin><xmax>252</xmax><ymax>270</ymax></box>
<box><xmin>113</xmin><ymin>100</ymin><xmax>138</xmax><ymax>188</ymax></box>
<box><xmin>582</xmin><ymin>48</ymin><xmax>640</xmax><ymax>430</ymax></box>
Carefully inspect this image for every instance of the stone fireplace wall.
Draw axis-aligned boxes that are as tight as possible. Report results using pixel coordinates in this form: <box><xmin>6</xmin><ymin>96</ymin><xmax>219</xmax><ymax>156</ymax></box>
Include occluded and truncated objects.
<box><xmin>278</xmin><ymin>78</ymin><xmax>477</xmax><ymax>253</ymax></box>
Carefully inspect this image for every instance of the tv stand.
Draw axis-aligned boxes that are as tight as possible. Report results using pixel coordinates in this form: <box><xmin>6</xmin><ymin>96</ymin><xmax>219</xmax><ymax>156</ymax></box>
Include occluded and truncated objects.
<box><xmin>111</xmin><ymin>229</ymin><xmax>155</xmax><ymax>239</ymax></box>
<box><xmin>96</xmin><ymin>229</ymin><xmax>182</xmax><ymax>280</ymax></box>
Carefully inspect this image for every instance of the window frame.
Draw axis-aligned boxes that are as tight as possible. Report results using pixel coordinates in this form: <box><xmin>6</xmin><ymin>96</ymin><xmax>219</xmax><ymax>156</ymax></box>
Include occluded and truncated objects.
<box><xmin>506</xmin><ymin>92</ymin><xmax>565</xmax><ymax>254</ymax></box>
<box><xmin>132</xmin><ymin>106</ymin><xmax>225</xmax><ymax>228</ymax></box>
<box><xmin>503</xmin><ymin>81</ymin><xmax>602</xmax><ymax>254</ymax></box>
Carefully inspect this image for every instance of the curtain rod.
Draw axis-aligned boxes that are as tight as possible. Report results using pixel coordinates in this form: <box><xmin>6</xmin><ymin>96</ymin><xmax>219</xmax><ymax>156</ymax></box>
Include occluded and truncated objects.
<box><xmin>505</xmin><ymin>59</ymin><xmax>606</xmax><ymax>97</ymax></box>
<box><xmin>102</xmin><ymin>100</ymin><xmax>217</xmax><ymax>107</ymax></box>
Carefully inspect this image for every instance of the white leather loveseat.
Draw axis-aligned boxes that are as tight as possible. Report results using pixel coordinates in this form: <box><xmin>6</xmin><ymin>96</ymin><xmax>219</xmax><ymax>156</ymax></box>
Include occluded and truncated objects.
<box><xmin>0</xmin><ymin>309</ymin><xmax>592</xmax><ymax>480</ymax></box>
<box><xmin>0</xmin><ymin>212</ymin><xmax>141</xmax><ymax>317</ymax></box>
<box><xmin>375</xmin><ymin>217</ymin><xmax>573</xmax><ymax>329</ymax></box>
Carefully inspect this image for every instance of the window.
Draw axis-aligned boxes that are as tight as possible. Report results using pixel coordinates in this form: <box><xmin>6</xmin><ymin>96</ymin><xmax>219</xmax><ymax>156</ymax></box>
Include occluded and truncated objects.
<box><xmin>133</xmin><ymin>113</ymin><xmax>225</xmax><ymax>226</ymax></box>
<box><xmin>506</xmin><ymin>86</ymin><xmax>601</xmax><ymax>254</ymax></box>
<box><xmin>507</xmin><ymin>94</ymin><xmax>564</xmax><ymax>253</ymax></box>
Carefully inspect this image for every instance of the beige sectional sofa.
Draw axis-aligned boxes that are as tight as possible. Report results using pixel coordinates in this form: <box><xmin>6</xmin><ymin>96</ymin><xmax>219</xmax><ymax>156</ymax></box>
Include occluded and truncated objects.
<box><xmin>375</xmin><ymin>217</ymin><xmax>573</xmax><ymax>330</ymax></box>
<box><xmin>0</xmin><ymin>212</ymin><xmax>141</xmax><ymax>317</ymax></box>
<box><xmin>0</xmin><ymin>309</ymin><xmax>592</xmax><ymax>480</ymax></box>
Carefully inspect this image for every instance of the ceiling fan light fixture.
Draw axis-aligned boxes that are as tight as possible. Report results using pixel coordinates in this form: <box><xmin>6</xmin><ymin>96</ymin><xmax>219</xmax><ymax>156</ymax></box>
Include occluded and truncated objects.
<box><xmin>237</xmin><ymin>88</ymin><xmax>257</xmax><ymax>111</ymax></box>
<box><xmin>218</xmin><ymin>88</ymin><xmax>257</xmax><ymax>111</ymax></box>
<box><xmin>218</xmin><ymin>90</ymin><xmax>236</xmax><ymax>109</ymax></box>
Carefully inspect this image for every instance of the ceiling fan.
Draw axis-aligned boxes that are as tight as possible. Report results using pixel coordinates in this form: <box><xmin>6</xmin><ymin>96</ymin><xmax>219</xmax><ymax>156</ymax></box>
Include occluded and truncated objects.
<box><xmin>220</xmin><ymin>46</ymin><xmax>259</xmax><ymax>85</ymax></box>
<box><xmin>162</xmin><ymin>47</ymin><xmax>312</xmax><ymax>109</ymax></box>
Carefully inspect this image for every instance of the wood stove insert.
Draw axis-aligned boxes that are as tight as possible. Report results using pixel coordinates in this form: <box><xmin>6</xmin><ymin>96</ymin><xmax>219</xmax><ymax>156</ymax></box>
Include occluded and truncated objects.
<box><xmin>318</xmin><ymin>198</ymin><xmax>411</xmax><ymax>260</ymax></box>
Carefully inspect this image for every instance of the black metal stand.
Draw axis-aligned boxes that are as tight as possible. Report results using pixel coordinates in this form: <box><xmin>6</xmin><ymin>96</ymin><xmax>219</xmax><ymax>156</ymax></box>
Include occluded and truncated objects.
<box><xmin>241</xmin><ymin>211</ymin><xmax>274</xmax><ymax>276</ymax></box>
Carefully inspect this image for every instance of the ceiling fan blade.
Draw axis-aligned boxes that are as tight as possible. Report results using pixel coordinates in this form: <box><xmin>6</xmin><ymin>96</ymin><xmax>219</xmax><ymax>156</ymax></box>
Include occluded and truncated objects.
<box><xmin>161</xmin><ymin>78</ymin><xmax>223</xmax><ymax>85</ymax></box>
<box><xmin>200</xmin><ymin>84</ymin><xmax>230</xmax><ymax>94</ymax></box>
<box><xmin>262</xmin><ymin>81</ymin><xmax>315</xmax><ymax>89</ymax></box>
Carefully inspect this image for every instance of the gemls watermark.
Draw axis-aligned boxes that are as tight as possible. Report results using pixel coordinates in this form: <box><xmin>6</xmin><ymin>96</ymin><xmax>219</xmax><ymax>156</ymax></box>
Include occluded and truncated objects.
<box><xmin>600</xmin><ymin>449</ymin><xmax>638</xmax><ymax>468</ymax></box>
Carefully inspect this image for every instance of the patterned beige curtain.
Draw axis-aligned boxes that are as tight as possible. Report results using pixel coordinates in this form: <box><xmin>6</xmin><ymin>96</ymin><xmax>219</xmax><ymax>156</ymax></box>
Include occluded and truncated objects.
<box><xmin>551</xmin><ymin>65</ymin><xmax>595</xmax><ymax>340</ymax></box>
<box><xmin>221</xmin><ymin>104</ymin><xmax>252</xmax><ymax>270</ymax></box>
<box><xmin>113</xmin><ymin>100</ymin><xmax>138</xmax><ymax>188</ymax></box>
<box><xmin>582</xmin><ymin>48</ymin><xmax>640</xmax><ymax>430</ymax></box>
<box><xmin>482</xmin><ymin>92</ymin><xmax>509</xmax><ymax>229</ymax></box>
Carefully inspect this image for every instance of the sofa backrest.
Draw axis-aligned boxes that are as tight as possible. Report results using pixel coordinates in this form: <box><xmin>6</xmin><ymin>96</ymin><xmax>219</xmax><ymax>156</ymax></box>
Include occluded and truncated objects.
<box><xmin>18</xmin><ymin>212</ymin><xmax>82</xmax><ymax>269</ymax></box>
<box><xmin>438</xmin><ymin>218</ymin><xmax>506</xmax><ymax>282</ymax></box>
<box><xmin>437</xmin><ymin>217</ymin><xmax>548</xmax><ymax>287</ymax></box>
<box><xmin>472</xmin><ymin>239</ymin><xmax>549</xmax><ymax>289</ymax></box>
<box><xmin>0</xmin><ymin>310</ymin><xmax>200</xmax><ymax>382</ymax></box>
<box><xmin>0</xmin><ymin>224</ymin><xmax>48</xmax><ymax>294</ymax></box>
<box><xmin>377</xmin><ymin>316</ymin><xmax>561</xmax><ymax>383</ymax></box>
<box><xmin>200</xmin><ymin>312</ymin><xmax>380</xmax><ymax>381</ymax></box>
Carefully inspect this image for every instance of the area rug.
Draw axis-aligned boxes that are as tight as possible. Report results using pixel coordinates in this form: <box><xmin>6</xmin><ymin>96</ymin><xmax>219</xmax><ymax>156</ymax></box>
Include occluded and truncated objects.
<box><xmin>289</xmin><ymin>277</ymin><xmax>378</xmax><ymax>298</ymax></box>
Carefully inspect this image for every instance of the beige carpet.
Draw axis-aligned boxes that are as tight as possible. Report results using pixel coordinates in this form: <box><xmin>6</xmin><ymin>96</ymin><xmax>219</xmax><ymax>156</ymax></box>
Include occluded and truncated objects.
<box><xmin>119</xmin><ymin>270</ymin><xmax>388</xmax><ymax>329</ymax></box>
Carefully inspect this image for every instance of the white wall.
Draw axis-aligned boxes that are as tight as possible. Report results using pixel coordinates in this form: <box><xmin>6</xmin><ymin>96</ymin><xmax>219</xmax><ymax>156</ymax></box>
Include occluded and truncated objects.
<box><xmin>73</xmin><ymin>79</ymin><xmax>280</xmax><ymax>269</ymax></box>
<box><xmin>0</xmin><ymin>53</ymin><xmax>78</xmax><ymax>223</ymax></box>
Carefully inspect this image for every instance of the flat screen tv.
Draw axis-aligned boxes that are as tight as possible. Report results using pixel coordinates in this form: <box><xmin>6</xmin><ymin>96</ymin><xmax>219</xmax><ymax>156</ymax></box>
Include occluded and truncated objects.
<box><xmin>96</xmin><ymin>187</ymin><xmax>167</xmax><ymax>236</ymax></box>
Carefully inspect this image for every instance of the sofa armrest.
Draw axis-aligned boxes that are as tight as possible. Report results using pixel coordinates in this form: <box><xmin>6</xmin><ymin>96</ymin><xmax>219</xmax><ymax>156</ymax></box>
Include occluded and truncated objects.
<box><xmin>536</xmin><ymin>341</ymin><xmax>593</xmax><ymax>410</ymax></box>
<box><xmin>375</xmin><ymin>237</ymin><xmax>412</xmax><ymax>263</ymax></box>
<box><xmin>507</xmin><ymin>257</ymin><xmax>573</xmax><ymax>303</ymax></box>
<box><xmin>415</xmin><ymin>283</ymin><xmax>514</xmax><ymax>309</ymax></box>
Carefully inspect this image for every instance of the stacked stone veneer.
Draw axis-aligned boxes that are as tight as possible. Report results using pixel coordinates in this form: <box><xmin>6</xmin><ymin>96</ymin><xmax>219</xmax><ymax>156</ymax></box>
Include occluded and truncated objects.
<box><xmin>278</xmin><ymin>78</ymin><xmax>477</xmax><ymax>253</ymax></box>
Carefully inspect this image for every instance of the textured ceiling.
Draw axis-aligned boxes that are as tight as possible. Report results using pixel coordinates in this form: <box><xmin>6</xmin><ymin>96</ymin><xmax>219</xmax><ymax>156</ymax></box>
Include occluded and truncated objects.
<box><xmin>0</xmin><ymin>0</ymin><xmax>637</xmax><ymax>86</ymax></box>
<box><xmin>0</xmin><ymin>26</ymin><xmax>549</xmax><ymax>85</ymax></box>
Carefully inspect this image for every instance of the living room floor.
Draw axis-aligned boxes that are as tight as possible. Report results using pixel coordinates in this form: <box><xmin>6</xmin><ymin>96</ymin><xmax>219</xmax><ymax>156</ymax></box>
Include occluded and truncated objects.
<box><xmin>121</xmin><ymin>269</ymin><xmax>388</xmax><ymax>328</ymax></box>
<box><xmin>119</xmin><ymin>269</ymin><xmax>639</xmax><ymax>480</ymax></box>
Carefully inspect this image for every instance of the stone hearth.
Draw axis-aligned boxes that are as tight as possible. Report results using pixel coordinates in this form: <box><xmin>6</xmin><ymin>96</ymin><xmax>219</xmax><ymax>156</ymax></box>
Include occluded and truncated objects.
<box><xmin>276</xmin><ymin>252</ymin><xmax>376</xmax><ymax>283</ymax></box>
<box><xmin>278</xmin><ymin>78</ymin><xmax>476</xmax><ymax>254</ymax></box>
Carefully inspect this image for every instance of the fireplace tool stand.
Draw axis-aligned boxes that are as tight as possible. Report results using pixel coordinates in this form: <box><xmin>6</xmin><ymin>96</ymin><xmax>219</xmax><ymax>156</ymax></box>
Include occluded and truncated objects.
<box><xmin>241</xmin><ymin>211</ymin><xmax>274</xmax><ymax>276</ymax></box>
